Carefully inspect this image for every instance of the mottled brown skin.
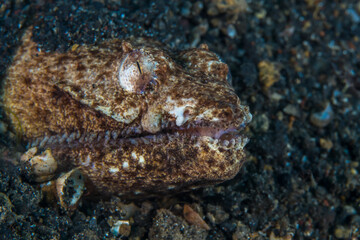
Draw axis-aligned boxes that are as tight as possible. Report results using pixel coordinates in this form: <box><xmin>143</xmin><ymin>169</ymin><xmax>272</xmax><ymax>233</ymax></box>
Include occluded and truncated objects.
<box><xmin>2</xmin><ymin>29</ymin><xmax>252</xmax><ymax>197</ymax></box>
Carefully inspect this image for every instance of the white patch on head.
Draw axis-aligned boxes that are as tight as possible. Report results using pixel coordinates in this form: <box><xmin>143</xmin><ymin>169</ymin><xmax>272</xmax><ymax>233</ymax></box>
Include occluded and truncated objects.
<box><xmin>205</xmin><ymin>137</ymin><xmax>220</xmax><ymax>152</ymax></box>
<box><xmin>95</xmin><ymin>105</ymin><xmax>112</xmax><ymax>115</ymax></box>
<box><xmin>122</xmin><ymin>161</ymin><xmax>129</xmax><ymax>169</ymax></box>
<box><xmin>111</xmin><ymin>106</ymin><xmax>140</xmax><ymax>123</ymax></box>
<box><xmin>111</xmin><ymin>220</ymin><xmax>130</xmax><ymax>237</ymax></box>
<box><xmin>138</xmin><ymin>155</ymin><xmax>145</xmax><ymax>165</ymax></box>
<box><xmin>207</xmin><ymin>60</ymin><xmax>219</xmax><ymax>72</ymax></box>
<box><xmin>81</xmin><ymin>155</ymin><xmax>91</xmax><ymax>167</ymax></box>
<box><xmin>109</xmin><ymin>167</ymin><xmax>119</xmax><ymax>173</ymax></box>
<box><xmin>166</xmin><ymin>97</ymin><xmax>197</xmax><ymax>126</ymax></box>
<box><xmin>93</xmin><ymin>104</ymin><xmax>140</xmax><ymax>124</ymax></box>
<box><xmin>195</xmin><ymin>109</ymin><xmax>220</xmax><ymax>122</ymax></box>
<box><xmin>170</xmin><ymin>105</ymin><xmax>188</xmax><ymax>126</ymax></box>
<box><xmin>131</xmin><ymin>152</ymin><xmax>137</xmax><ymax>159</ymax></box>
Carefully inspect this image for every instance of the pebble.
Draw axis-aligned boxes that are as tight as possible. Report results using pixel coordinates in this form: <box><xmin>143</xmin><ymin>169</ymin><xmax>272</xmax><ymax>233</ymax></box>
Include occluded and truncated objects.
<box><xmin>206</xmin><ymin>204</ymin><xmax>229</xmax><ymax>225</ymax></box>
<box><xmin>346</xmin><ymin>8</ymin><xmax>360</xmax><ymax>23</ymax></box>
<box><xmin>319</xmin><ymin>138</ymin><xmax>333</xmax><ymax>150</ymax></box>
<box><xmin>270</xmin><ymin>92</ymin><xmax>284</xmax><ymax>101</ymax></box>
<box><xmin>0</xmin><ymin>192</ymin><xmax>17</xmax><ymax>225</ymax></box>
<box><xmin>192</xmin><ymin>1</ymin><xmax>204</xmax><ymax>15</ymax></box>
<box><xmin>0</xmin><ymin>120</ymin><xmax>7</xmax><ymax>134</ymax></box>
<box><xmin>309</xmin><ymin>104</ymin><xmax>334</xmax><ymax>128</ymax></box>
<box><xmin>183</xmin><ymin>204</ymin><xmax>210</xmax><ymax>230</ymax></box>
<box><xmin>110</xmin><ymin>219</ymin><xmax>131</xmax><ymax>237</ymax></box>
<box><xmin>225</xmin><ymin>24</ymin><xmax>236</xmax><ymax>38</ymax></box>
<box><xmin>181</xmin><ymin>2</ymin><xmax>192</xmax><ymax>17</ymax></box>
<box><xmin>258</xmin><ymin>60</ymin><xmax>281</xmax><ymax>92</ymax></box>
<box><xmin>251</xmin><ymin>113</ymin><xmax>270</xmax><ymax>133</ymax></box>
<box><xmin>239</xmin><ymin>62</ymin><xmax>257</xmax><ymax>88</ymax></box>
<box><xmin>149</xmin><ymin>209</ymin><xmax>207</xmax><ymax>240</ymax></box>
<box><xmin>283</xmin><ymin>104</ymin><xmax>301</xmax><ymax>117</ymax></box>
<box><xmin>334</xmin><ymin>225</ymin><xmax>352</xmax><ymax>239</ymax></box>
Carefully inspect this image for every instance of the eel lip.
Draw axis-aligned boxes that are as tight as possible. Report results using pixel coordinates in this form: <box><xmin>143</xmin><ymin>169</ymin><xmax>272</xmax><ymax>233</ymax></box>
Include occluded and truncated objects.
<box><xmin>169</xmin><ymin>125</ymin><xmax>243</xmax><ymax>140</ymax></box>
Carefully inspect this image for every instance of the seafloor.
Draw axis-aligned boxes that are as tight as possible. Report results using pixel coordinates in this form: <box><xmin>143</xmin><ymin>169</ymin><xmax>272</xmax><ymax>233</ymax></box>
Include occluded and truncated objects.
<box><xmin>0</xmin><ymin>0</ymin><xmax>359</xmax><ymax>239</ymax></box>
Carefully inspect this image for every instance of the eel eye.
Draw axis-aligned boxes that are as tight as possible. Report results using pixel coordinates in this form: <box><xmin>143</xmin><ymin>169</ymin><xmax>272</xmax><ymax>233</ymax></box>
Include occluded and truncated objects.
<box><xmin>118</xmin><ymin>50</ymin><xmax>158</xmax><ymax>94</ymax></box>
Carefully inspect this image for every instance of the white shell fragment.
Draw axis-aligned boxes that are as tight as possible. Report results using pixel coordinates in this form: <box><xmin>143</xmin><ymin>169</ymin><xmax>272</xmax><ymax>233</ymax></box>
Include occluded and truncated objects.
<box><xmin>56</xmin><ymin>168</ymin><xmax>85</xmax><ymax>209</ymax></box>
<box><xmin>41</xmin><ymin>168</ymin><xmax>85</xmax><ymax>210</ymax></box>
<box><xmin>110</xmin><ymin>220</ymin><xmax>131</xmax><ymax>237</ymax></box>
<box><xmin>20</xmin><ymin>147</ymin><xmax>58</xmax><ymax>182</ymax></box>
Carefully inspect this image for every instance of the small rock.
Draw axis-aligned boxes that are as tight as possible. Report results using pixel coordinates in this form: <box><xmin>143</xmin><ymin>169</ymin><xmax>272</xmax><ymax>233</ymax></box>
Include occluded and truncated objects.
<box><xmin>71</xmin><ymin>230</ymin><xmax>99</xmax><ymax>240</ymax></box>
<box><xmin>192</xmin><ymin>1</ymin><xmax>204</xmax><ymax>15</ymax></box>
<box><xmin>232</xmin><ymin>221</ymin><xmax>251</xmax><ymax>239</ymax></box>
<box><xmin>181</xmin><ymin>2</ymin><xmax>192</xmax><ymax>17</ymax></box>
<box><xmin>110</xmin><ymin>220</ymin><xmax>131</xmax><ymax>237</ymax></box>
<box><xmin>206</xmin><ymin>0</ymin><xmax>247</xmax><ymax>24</ymax></box>
<box><xmin>310</xmin><ymin>104</ymin><xmax>333</xmax><ymax>128</ymax></box>
<box><xmin>283</xmin><ymin>104</ymin><xmax>301</xmax><ymax>117</ymax></box>
<box><xmin>346</xmin><ymin>8</ymin><xmax>360</xmax><ymax>23</ymax></box>
<box><xmin>258</xmin><ymin>60</ymin><xmax>281</xmax><ymax>92</ymax></box>
<box><xmin>206</xmin><ymin>204</ymin><xmax>229</xmax><ymax>225</ymax></box>
<box><xmin>239</xmin><ymin>62</ymin><xmax>257</xmax><ymax>88</ymax></box>
<box><xmin>255</xmin><ymin>9</ymin><xmax>267</xmax><ymax>19</ymax></box>
<box><xmin>334</xmin><ymin>225</ymin><xmax>352</xmax><ymax>239</ymax></box>
<box><xmin>21</xmin><ymin>148</ymin><xmax>58</xmax><ymax>182</ymax></box>
<box><xmin>0</xmin><ymin>192</ymin><xmax>17</xmax><ymax>225</ymax></box>
<box><xmin>225</xmin><ymin>24</ymin><xmax>236</xmax><ymax>39</ymax></box>
<box><xmin>319</xmin><ymin>138</ymin><xmax>333</xmax><ymax>150</ymax></box>
<box><xmin>251</xmin><ymin>113</ymin><xmax>270</xmax><ymax>133</ymax></box>
<box><xmin>0</xmin><ymin>120</ymin><xmax>7</xmax><ymax>134</ymax></box>
<box><xmin>270</xmin><ymin>92</ymin><xmax>284</xmax><ymax>101</ymax></box>
<box><xmin>149</xmin><ymin>209</ymin><xmax>207</xmax><ymax>240</ymax></box>
<box><xmin>183</xmin><ymin>204</ymin><xmax>210</xmax><ymax>230</ymax></box>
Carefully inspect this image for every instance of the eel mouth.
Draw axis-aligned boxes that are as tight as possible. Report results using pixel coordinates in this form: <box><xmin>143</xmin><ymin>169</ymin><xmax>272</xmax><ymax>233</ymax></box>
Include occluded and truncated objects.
<box><xmin>174</xmin><ymin>126</ymin><xmax>241</xmax><ymax>140</ymax></box>
<box><xmin>28</xmin><ymin>123</ymin><xmax>248</xmax><ymax>150</ymax></box>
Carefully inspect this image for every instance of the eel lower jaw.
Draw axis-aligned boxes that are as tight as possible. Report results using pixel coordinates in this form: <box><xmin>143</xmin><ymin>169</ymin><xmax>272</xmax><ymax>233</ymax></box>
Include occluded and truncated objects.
<box><xmin>167</xmin><ymin>125</ymin><xmax>243</xmax><ymax>140</ymax></box>
<box><xmin>159</xmin><ymin>125</ymin><xmax>249</xmax><ymax>149</ymax></box>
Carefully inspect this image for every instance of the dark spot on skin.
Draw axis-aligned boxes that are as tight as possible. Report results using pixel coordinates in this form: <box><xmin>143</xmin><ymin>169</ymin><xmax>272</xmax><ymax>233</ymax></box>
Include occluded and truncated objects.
<box><xmin>90</xmin><ymin>49</ymin><xmax>100</xmax><ymax>56</ymax></box>
<box><xmin>202</xmin><ymin>145</ymin><xmax>210</xmax><ymax>153</ymax></box>
<box><xmin>22</xmin><ymin>77</ymin><xmax>32</xmax><ymax>85</ymax></box>
<box><xmin>207</xmin><ymin>158</ymin><xmax>215</xmax><ymax>165</ymax></box>
<box><xmin>57</xmin><ymin>55</ymin><xmax>72</xmax><ymax>64</ymax></box>
<box><xmin>71</xmin><ymin>85</ymin><xmax>81</xmax><ymax>93</ymax></box>
<box><xmin>76</xmin><ymin>63</ymin><xmax>86</xmax><ymax>71</ymax></box>
<box><xmin>219</xmin><ymin>163</ymin><xmax>226</xmax><ymax>172</ymax></box>
<box><xmin>51</xmin><ymin>87</ymin><xmax>71</xmax><ymax>103</ymax></box>
<box><xmin>200</xmin><ymin>78</ymin><xmax>208</xmax><ymax>84</ymax></box>
<box><xmin>77</xmin><ymin>72</ymin><xmax>84</xmax><ymax>79</ymax></box>
<box><xmin>105</xmin><ymin>60</ymin><xmax>112</xmax><ymax>68</ymax></box>
<box><xmin>95</xmin><ymin>111</ymin><xmax>103</xmax><ymax>118</ymax></box>
<box><xmin>219</xmin><ymin>110</ymin><xmax>231</xmax><ymax>119</ymax></box>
